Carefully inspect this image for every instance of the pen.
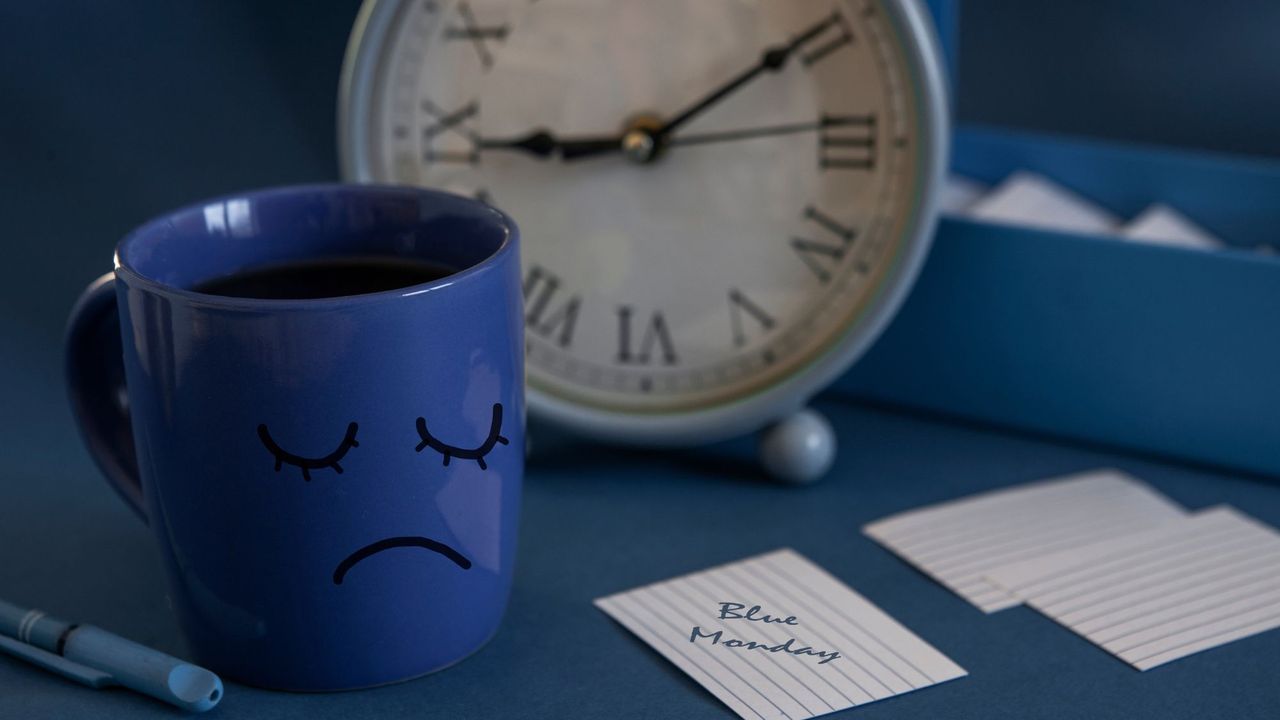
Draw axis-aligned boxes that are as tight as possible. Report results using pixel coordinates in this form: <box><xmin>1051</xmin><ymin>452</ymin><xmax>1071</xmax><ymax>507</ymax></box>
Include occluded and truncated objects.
<box><xmin>0</xmin><ymin>598</ymin><xmax>222</xmax><ymax>712</ymax></box>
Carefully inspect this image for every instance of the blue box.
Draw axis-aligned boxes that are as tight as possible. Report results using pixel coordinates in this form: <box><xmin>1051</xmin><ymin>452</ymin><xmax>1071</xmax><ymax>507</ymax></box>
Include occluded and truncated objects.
<box><xmin>836</xmin><ymin>4</ymin><xmax>1280</xmax><ymax>478</ymax></box>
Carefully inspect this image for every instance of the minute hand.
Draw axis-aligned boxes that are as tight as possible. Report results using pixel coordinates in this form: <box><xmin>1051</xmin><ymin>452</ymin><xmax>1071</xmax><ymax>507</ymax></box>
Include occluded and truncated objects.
<box><xmin>655</xmin><ymin>12</ymin><xmax>843</xmax><ymax>138</ymax></box>
<box><xmin>667</xmin><ymin>115</ymin><xmax>870</xmax><ymax>148</ymax></box>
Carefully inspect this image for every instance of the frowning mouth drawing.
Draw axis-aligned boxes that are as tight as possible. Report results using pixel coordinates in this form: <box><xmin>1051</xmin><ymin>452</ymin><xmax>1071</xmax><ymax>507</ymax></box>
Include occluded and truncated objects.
<box><xmin>333</xmin><ymin>536</ymin><xmax>472</xmax><ymax>585</ymax></box>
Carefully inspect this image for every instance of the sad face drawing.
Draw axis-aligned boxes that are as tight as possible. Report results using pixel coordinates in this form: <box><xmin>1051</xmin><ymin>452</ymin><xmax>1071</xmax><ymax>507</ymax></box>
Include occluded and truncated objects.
<box><xmin>255</xmin><ymin>403</ymin><xmax>510</xmax><ymax>585</ymax></box>
<box><xmin>132</xmin><ymin>280</ymin><xmax>529</xmax><ymax>692</ymax></box>
<box><xmin>169</xmin><ymin>368</ymin><xmax>526</xmax><ymax>690</ymax></box>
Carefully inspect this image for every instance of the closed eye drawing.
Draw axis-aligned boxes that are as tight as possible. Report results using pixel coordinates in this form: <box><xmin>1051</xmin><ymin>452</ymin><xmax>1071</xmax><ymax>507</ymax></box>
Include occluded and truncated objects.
<box><xmin>415</xmin><ymin>403</ymin><xmax>508</xmax><ymax>470</ymax></box>
<box><xmin>257</xmin><ymin>422</ymin><xmax>360</xmax><ymax>481</ymax></box>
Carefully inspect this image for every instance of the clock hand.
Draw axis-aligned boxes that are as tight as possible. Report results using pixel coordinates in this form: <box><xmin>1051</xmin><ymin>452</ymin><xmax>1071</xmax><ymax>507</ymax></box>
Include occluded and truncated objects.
<box><xmin>477</xmin><ymin>114</ymin><xmax>868</xmax><ymax>162</ymax></box>
<box><xmin>655</xmin><ymin>12</ymin><xmax>843</xmax><ymax>139</ymax></box>
<box><xmin>477</xmin><ymin>129</ymin><xmax>622</xmax><ymax>160</ymax></box>
<box><xmin>667</xmin><ymin>115</ymin><xmax>870</xmax><ymax>148</ymax></box>
<box><xmin>560</xmin><ymin>136</ymin><xmax>626</xmax><ymax>160</ymax></box>
<box><xmin>472</xmin><ymin>14</ymin><xmax>845</xmax><ymax>165</ymax></box>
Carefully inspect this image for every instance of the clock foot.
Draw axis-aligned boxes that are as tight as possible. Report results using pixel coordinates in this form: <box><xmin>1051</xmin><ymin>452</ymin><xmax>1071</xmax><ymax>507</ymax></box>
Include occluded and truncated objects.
<box><xmin>758</xmin><ymin>408</ymin><xmax>836</xmax><ymax>485</ymax></box>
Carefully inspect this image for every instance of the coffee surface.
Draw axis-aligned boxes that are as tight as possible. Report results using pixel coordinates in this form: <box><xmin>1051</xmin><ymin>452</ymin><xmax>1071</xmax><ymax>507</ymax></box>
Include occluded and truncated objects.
<box><xmin>194</xmin><ymin>257</ymin><xmax>456</xmax><ymax>300</ymax></box>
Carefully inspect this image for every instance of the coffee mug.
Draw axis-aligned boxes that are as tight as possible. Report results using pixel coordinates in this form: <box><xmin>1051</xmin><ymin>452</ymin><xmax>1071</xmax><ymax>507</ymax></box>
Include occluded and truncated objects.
<box><xmin>65</xmin><ymin>184</ymin><xmax>524</xmax><ymax>690</ymax></box>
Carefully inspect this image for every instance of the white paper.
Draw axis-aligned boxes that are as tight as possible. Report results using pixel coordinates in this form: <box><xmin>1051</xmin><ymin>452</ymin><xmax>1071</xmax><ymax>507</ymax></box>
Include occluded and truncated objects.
<box><xmin>967</xmin><ymin>172</ymin><xmax>1120</xmax><ymax>234</ymax></box>
<box><xmin>986</xmin><ymin>506</ymin><xmax>1280</xmax><ymax>670</ymax></box>
<box><xmin>1121</xmin><ymin>204</ymin><xmax>1224</xmax><ymax>251</ymax></box>
<box><xmin>939</xmin><ymin>174</ymin><xmax>988</xmax><ymax>215</ymax></box>
<box><xmin>863</xmin><ymin>470</ymin><xmax>1188</xmax><ymax>613</ymax></box>
<box><xmin>595</xmin><ymin>549</ymin><xmax>965</xmax><ymax>720</ymax></box>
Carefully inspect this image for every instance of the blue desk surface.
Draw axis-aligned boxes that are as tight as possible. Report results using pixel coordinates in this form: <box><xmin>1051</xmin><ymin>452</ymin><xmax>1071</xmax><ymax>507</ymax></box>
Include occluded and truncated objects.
<box><xmin>3</xmin><ymin>337</ymin><xmax>1279</xmax><ymax>719</ymax></box>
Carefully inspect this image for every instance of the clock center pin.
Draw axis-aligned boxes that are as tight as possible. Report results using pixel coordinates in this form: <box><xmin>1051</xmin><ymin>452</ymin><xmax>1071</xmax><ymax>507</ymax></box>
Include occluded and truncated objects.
<box><xmin>621</xmin><ymin>113</ymin><xmax>664</xmax><ymax>165</ymax></box>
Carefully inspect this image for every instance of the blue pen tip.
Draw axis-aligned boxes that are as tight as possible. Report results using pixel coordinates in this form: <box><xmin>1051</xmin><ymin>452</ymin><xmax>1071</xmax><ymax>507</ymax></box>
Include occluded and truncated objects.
<box><xmin>167</xmin><ymin>664</ymin><xmax>223</xmax><ymax>712</ymax></box>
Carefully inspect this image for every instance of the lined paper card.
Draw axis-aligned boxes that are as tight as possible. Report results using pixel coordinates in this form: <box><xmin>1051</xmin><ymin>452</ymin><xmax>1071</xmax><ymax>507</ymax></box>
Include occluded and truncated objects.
<box><xmin>986</xmin><ymin>506</ymin><xmax>1280</xmax><ymax>670</ymax></box>
<box><xmin>863</xmin><ymin>470</ymin><xmax>1188</xmax><ymax>613</ymax></box>
<box><xmin>595</xmin><ymin>549</ymin><xmax>966</xmax><ymax>720</ymax></box>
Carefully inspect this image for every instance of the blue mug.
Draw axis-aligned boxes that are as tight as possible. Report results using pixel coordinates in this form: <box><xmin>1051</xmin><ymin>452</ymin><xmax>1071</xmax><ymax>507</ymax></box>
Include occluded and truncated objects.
<box><xmin>65</xmin><ymin>184</ymin><xmax>524</xmax><ymax>690</ymax></box>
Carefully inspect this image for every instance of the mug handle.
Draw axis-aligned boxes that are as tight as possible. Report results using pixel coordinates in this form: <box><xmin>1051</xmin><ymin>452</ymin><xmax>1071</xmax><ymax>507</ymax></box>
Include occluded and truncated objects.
<box><xmin>65</xmin><ymin>273</ymin><xmax>147</xmax><ymax>523</ymax></box>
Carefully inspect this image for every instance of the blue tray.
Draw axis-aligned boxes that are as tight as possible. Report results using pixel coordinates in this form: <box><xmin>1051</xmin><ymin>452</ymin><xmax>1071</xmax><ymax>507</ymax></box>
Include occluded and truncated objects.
<box><xmin>839</xmin><ymin>126</ymin><xmax>1280</xmax><ymax>478</ymax></box>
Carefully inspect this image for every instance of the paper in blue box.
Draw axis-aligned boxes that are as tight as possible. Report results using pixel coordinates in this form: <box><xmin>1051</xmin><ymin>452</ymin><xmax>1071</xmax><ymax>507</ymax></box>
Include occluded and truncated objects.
<box><xmin>837</xmin><ymin>1</ymin><xmax>1280</xmax><ymax>478</ymax></box>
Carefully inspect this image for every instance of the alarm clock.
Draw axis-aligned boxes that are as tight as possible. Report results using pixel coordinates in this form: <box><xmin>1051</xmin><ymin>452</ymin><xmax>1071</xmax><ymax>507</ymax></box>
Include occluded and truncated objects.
<box><xmin>339</xmin><ymin>0</ymin><xmax>948</xmax><ymax>482</ymax></box>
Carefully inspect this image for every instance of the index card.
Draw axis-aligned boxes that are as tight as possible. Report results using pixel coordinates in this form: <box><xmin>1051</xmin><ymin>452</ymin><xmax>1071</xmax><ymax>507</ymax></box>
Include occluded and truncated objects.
<box><xmin>595</xmin><ymin>549</ymin><xmax>965</xmax><ymax>720</ymax></box>
<box><xmin>939</xmin><ymin>174</ymin><xmax>988</xmax><ymax>215</ymax></box>
<box><xmin>863</xmin><ymin>470</ymin><xmax>1188</xmax><ymax>613</ymax></box>
<box><xmin>986</xmin><ymin>507</ymin><xmax>1280</xmax><ymax>670</ymax></box>
<box><xmin>967</xmin><ymin>172</ymin><xmax>1120</xmax><ymax>234</ymax></box>
<box><xmin>1121</xmin><ymin>203</ymin><xmax>1224</xmax><ymax>251</ymax></box>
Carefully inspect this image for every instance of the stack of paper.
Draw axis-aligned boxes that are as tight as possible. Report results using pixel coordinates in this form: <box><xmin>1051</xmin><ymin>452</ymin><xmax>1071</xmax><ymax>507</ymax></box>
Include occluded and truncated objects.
<box><xmin>966</xmin><ymin>172</ymin><xmax>1120</xmax><ymax>234</ymax></box>
<box><xmin>987</xmin><ymin>506</ymin><xmax>1280</xmax><ymax>670</ymax></box>
<box><xmin>1120</xmin><ymin>203</ymin><xmax>1225</xmax><ymax>251</ymax></box>
<box><xmin>863</xmin><ymin>470</ymin><xmax>1187</xmax><ymax>613</ymax></box>
<box><xmin>864</xmin><ymin>470</ymin><xmax>1280</xmax><ymax>670</ymax></box>
<box><xmin>948</xmin><ymin>172</ymin><xmax>1238</xmax><ymax>252</ymax></box>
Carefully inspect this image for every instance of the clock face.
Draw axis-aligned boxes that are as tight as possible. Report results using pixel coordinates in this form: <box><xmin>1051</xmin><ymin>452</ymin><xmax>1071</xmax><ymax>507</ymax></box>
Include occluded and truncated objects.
<box><xmin>350</xmin><ymin>0</ymin><xmax>935</xmax><ymax>416</ymax></box>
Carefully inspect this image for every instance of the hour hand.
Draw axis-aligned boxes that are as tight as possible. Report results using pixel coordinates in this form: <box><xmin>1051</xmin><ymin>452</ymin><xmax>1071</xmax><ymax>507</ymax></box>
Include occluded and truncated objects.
<box><xmin>478</xmin><ymin>129</ymin><xmax>621</xmax><ymax>161</ymax></box>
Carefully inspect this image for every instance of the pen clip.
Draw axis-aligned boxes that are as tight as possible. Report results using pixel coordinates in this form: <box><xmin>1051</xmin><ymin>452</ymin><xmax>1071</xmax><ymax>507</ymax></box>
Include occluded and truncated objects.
<box><xmin>0</xmin><ymin>633</ymin><xmax>117</xmax><ymax>688</ymax></box>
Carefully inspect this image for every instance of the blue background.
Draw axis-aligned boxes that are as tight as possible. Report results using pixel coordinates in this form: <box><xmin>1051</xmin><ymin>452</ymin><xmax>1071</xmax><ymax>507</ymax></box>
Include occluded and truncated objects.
<box><xmin>3</xmin><ymin>1</ymin><xmax>1279</xmax><ymax>718</ymax></box>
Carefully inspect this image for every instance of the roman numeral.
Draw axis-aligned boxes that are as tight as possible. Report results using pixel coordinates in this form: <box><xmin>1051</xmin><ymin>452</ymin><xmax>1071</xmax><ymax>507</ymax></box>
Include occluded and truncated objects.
<box><xmin>446</xmin><ymin>26</ymin><xmax>507</xmax><ymax>40</ymax></box>
<box><xmin>445</xmin><ymin>1</ymin><xmax>508</xmax><ymax>70</ymax></box>
<box><xmin>728</xmin><ymin>288</ymin><xmax>775</xmax><ymax>347</ymax></box>
<box><xmin>791</xmin><ymin>206</ymin><xmax>857</xmax><ymax>283</ymax></box>
<box><xmin>616</xmin><ymin>306</ymin><xmax>677</xmax><ymax>366</ymax></box>
<box><xmin>800</xmin><ymin>11</ymin><xmax>854</xmax><ymax>67</ymax></box>
<box><xmin>819</xmin><ymin>113</ymin><xmax>876</xmax><ymax>171</ymax></box>
<box><xmin>523</xmin><ymin>265</ymin><xmax>581</xmax><ymax>348</ymax></box>
<box><xmin>422</xmin><ymin>99</ymin><xmax>477</xmax><ymax>142</ymax></box>
<box><xmin>421</xmin><ymin>97</ymin><xmax>479</xmax><ymax>165</ymax></box>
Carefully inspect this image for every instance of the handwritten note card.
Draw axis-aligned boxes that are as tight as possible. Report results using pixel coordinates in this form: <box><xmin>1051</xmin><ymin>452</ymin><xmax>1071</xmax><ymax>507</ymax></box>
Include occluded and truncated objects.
<box><xmin>862</xmin><ymin>470</ymin><xmax>1188</xmax><ymax>613</ymax></box>
<box><xmin>986</xmin><ymin>507</ymin><xmax>1280</xmax><ymax>670</ymax></box>
<box><xmin>595</xmin><ymin>549</ymin><xmax>965</xmax><ymax>720</ymax></box>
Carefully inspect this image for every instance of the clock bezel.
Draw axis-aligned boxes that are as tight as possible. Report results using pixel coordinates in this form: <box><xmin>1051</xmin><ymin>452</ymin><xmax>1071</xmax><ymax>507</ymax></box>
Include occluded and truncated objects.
<box><xmin>339</xmin><ymin>0</ymin><xmax>950</xmax><ymax>447</ymax></box>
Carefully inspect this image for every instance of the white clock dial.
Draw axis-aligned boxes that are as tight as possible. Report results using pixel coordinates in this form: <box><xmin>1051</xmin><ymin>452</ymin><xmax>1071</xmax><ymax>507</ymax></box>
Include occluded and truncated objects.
<box><xmin>345</xmin><ymin>0</ymin><xmax>943</xmax><ymax>427</ymax></box>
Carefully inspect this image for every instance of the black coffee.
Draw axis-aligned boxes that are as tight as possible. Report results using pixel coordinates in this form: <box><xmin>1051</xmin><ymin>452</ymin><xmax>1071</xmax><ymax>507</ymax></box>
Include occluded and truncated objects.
<box><xmin>194</xmin><ymin>257</ymin><xmax>457</xmax><ymax>300</ymax></box>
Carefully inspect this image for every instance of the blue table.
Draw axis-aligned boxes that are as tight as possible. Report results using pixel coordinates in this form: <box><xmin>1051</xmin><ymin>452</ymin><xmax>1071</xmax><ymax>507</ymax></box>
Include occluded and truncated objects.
<box><xmin>4</xmin><ymin>344</ymin><xmax>1278</xmax><ymax>719</ymax></box>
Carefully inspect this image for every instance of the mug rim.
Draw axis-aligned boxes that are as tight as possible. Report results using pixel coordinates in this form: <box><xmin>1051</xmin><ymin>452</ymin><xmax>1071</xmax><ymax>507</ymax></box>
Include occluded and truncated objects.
<box><xmin>112</xmin><ymin>183</ymin><xmax>519</xmax><ymax>310</ymax></box>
